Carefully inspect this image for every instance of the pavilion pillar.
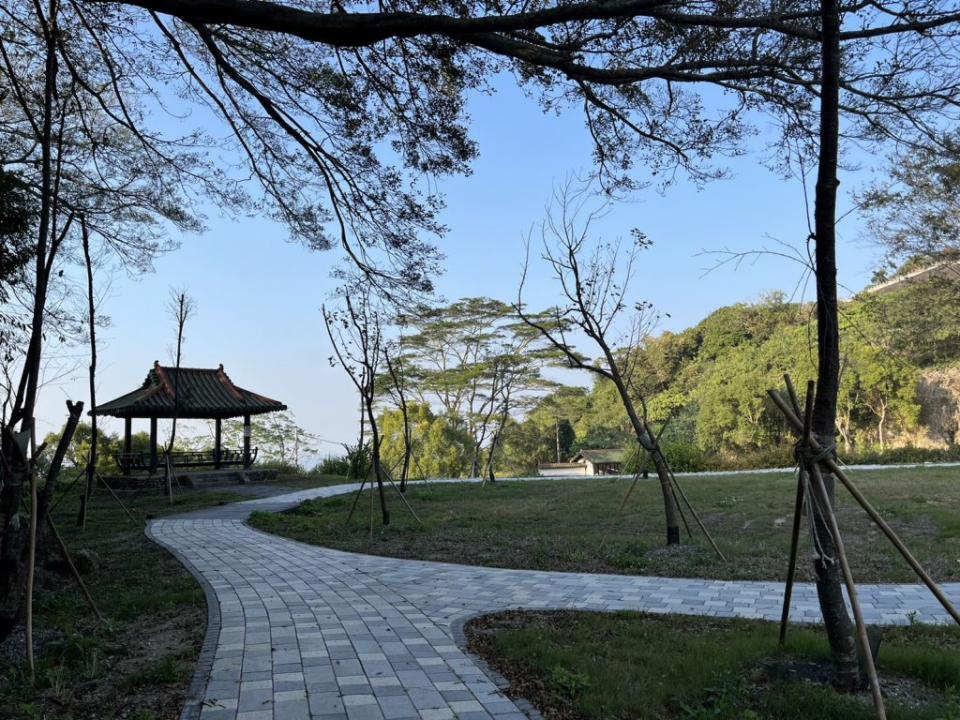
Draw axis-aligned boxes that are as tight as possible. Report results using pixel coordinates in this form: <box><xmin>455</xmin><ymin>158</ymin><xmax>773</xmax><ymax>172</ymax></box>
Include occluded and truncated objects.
<box><xmin>149</xmin><ymin>417</ymin><xmax>158</xmax><ymax>474</ymax></box>
<box><xmin>243</xmin><ymin>414</ymin><xmax>252</xmax><ymax>469</ymax></box>
<box><xmin>123</xmin><ymin>417</ymin><xmax>132</xmax><ymax>476</ymax></box>
<box><xmin>214</xmin><ymin>418</ymin><xmax>222</xmax><ymax>469</ymax></box>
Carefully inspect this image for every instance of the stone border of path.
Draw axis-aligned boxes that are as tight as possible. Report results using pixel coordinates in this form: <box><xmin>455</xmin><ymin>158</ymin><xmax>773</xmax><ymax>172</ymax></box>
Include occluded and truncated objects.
<box><xmin>447</xmin><ymin>614</ymin><xmax>542</xmax><ymax>720</ymax></box>
<box><xmin>148</xmin><ymin>473</ymin><xmax>960</xmax><ymax>720</ymax></box>
<box><xmin>145</xmin><ymin>521</ymin><xmax>224</xmax><ymax>720</ymax></box>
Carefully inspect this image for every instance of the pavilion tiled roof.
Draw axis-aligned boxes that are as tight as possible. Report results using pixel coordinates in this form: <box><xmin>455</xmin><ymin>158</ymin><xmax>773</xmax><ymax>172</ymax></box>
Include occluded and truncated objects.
<box><xmin>91</xmin><ymin>362</ymin><xmax>287</xmax><ymax>419</ymax></box>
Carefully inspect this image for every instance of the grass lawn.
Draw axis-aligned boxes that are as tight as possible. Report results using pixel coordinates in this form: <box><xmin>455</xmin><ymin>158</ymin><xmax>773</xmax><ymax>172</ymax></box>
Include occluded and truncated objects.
<box><xmin>0</xmin><ymin>480</ymin><xmax>243</xmax><ymax>720</ymax></box>
<box><xmin>248</xmin><ymin>466</ymin><xmax>960</xmax><ymax>582</ymax></box>
<box><xmin>257</xmin><ymin>471</ymin><xmax>352</xmax><ymax>490</ymax></box>
<box><xmin>466</xmin><ymin>610</ymin><xmax>960</xmax><ymax>720</ymax></box>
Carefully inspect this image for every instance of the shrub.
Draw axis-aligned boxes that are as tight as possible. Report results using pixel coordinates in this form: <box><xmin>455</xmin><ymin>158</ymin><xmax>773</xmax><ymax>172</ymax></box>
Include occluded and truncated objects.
<box><xmin>662</xmin><ymin>441</ymin><xmax>711</xmax><ymax>472</ymax></box>
<box><xmin>621</xmin><ymin>441</ymin><xmax>717</xmax><ymax>473</ymax></box>
<box><xmin>257</xmin><ymin>460</ymin><xmax>302</xmax><ymax>474</ymax></box>
<box><xmin>844</xmin><ymin>445</ymin><xmax>960</xmax><ymax>466</ymax></box>
<box><xmin>315</xmin><ymin>455</ymin><xmax>350</xmax><ymax>476</ymax></box>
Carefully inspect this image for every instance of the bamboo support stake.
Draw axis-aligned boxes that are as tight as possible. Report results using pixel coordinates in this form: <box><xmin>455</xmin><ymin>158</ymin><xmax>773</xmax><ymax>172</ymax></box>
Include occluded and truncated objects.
<box><xmin>784</xmin><ymin>374</ymin><xmax>803</xmax><ymax>417</ymax></box>
<box><xmin>599</xmin><ymin>466</ymin><xmax>644</xmax><ymax>551</ymax></box>
<box><xmin>808</xmin><ymin>460</ymin><xmax>886</xmax><ymax>720</ymax></box>
<box><xmin>98</xmin><ymin>473</ymin><xmax>138</xmax><ymax>524</ymax></box>
<box><xmin>26</xmin><ymin>464</ymin><xmax>37</xmax><ymax>684</ymax></box>
<box><xmin>768</xmin><ymin>389</ymin><xmax>960</xmax><ymax>625</ymax></box>
<box><xmin>386</xmin><ymin>473</ymin><xmax>423</xmax><ymax>526</ymax></box>
<box><xmin>368</xmin><ymin>471</ymin><xmax>375</xmax><ymax>539</ymax></box>
<box><xmin>667</xmin><ymin>469</ymin><xmax>726</xmax><ymax>561</ymax></box>
<box><xmin>779</xmin><ymin>478</ymin><xmax>805</xmax><ymax>646</ymax></box>
<box><xmin>48</xmin><ymin>517</ymin><xmax>106</xmax><ymax>624</ymax></box>
<box><xmin>42</xmin><ymin>468</ymin><xmax>84</xmax><ymax>518</ymax></box>
<box><xmin>345</xmin><ymin>476</ymin><xmax>368</xmax><ymax>524</ymax></box>
<box><xmin>780</xmin><ymin>380</ymin><xmax>815</xmax><ymax>646</ymax></box>
<box><xmin>670</xmin><ymin>479</ymin><xmax>694</xmax><ymax>539</ymax></box>
<box><xmin>165</xmin><ymin>455</ymin><xmax>175</xmax><ymax>504</ymax></box>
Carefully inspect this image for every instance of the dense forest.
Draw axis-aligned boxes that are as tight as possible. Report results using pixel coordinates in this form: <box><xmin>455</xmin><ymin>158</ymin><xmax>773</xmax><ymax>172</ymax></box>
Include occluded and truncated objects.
<box><xmin>372</xmin><ymin>273</ymin><xmax>960</xmax><ymax>476</ymax></box>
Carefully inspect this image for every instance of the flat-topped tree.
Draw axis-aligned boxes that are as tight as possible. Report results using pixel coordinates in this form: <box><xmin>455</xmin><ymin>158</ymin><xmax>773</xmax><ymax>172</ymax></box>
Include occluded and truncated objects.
<box><xmin>394</xmin><ymin>298</ymin><xmax>555</xmax><ymax>479</ymax></box>
<box><xmin>91</xmin><ymin>362</ymin><xmax>287</xmax><ymax>474</ymax></box>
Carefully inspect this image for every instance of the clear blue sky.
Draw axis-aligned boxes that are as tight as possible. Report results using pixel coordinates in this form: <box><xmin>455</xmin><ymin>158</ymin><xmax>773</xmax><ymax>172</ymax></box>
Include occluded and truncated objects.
<box><xmin>35</xmin><ymin>76</ymin><xmax>887</xmax><ymax>456</ymax></box>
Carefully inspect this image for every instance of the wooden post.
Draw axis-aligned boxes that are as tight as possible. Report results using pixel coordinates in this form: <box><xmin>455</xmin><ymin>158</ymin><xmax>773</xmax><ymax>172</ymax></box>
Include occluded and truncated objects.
<box><xmin>26</xmin><ymin>419</ymin><xmax>37</xmax><ymax>684</ymax></box>
<box><xmin>780</xmin><ymin>381</ymin><xmax>814</xmax><ymax>646</ymax></box>
<box><xmin>122</xmin><ymin>416</ymin><xmax>132</xmax><ymax>476</ymax></box>
<box><xmin>214</xmin><ymin>418</ymin><xmax>222</xmax><ymax>469</ymax></box>
<box><xmin>243</xmin><ymin>414</ymin><xmax>251</xmax><ymax>468</ymax></box>
<box><xmin>149</xmin><ymin>417</ymin><xmax>158</xmax><ymax>474</ymax></box>
<box><xmin>48</xmin><ymin>517</ymin><xmax>106</xmax><ymax>624</ymax></box>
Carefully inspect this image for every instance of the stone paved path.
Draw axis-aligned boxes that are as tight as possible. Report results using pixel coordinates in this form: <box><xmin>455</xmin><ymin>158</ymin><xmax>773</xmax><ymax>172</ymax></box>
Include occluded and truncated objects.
<box><xmin>148</xmin><ymin>482</ymin><xmax>960</xmax><ymax>720</ymax></box>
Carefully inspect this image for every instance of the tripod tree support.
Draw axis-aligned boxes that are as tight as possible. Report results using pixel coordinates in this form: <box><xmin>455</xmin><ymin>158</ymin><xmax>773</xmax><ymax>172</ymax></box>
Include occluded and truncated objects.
<box><xmin>347</xmin><ymin>463</ymin><xmax>422</xmax><ymax>527</ymax></box>
<box><xmin>774</xmin><ymin>378</ymin><xmax>885</xmax><ymax>719</ymax></box>
<box><xmin>768</xmin><ymin>386</ymin><xmax>960</xmax><ymax>626</ymax></box>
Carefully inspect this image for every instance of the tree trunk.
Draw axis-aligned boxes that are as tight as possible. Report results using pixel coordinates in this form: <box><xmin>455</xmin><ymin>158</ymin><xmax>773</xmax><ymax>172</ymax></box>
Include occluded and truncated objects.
<box><xmin>400</xmin><ymin>432</ymin><xmax>411</xmax><ymax>492</ymax></box>
<box><xmin>0</xmin><ymin>402</ymin><xmax>82</xmax><ymax>643</ymax></box>
<box><xmin>471</xmin><ymin>443</ymin><xmax>481</xmax><ymax>478</ymax></box>
<box><xmin>811</xmin><ymin>0</ymin><xmax>860</xmax><ymax>691</ymax></box>
<box><xmin>399</xmin><ymin>409</ymin><xmax>411</xmax><ymax>492</ymax></box>
<box><xmin>651</xmin><ymin>446</ymin><xmax>681</xmax><ymax>545</ymax></box>
<box><xmin>485</xmin><ymin>432</ymin><xmax>499</xmax><ymax>483</ymax></box>
<box><xmin>81</xmin><ymin>218</ymin><xmax>97</xmax><ymax>529</ymax></box>
<box><xmin>555</xmin><ymin>419</ymin><xmax>561</xmax><ymax>462</ymax></box>
<box><xmin>877</xmin><ymin>404</ymin><xmax>887</xmax><ymax>451</ymax></box>
<box><xmin>10</xmin><ymin>2</ymin><xmax>58</xmax><ymax>433</ymax></box>
<box><xmin>365</xmin><ymin>398</ymin><xmax>390</xmax><ymax>526</ymax></box>
<box><xmin>606</xmin><ymin>372</ymin><xmax>681</xmax><ymax>544</ymax></box>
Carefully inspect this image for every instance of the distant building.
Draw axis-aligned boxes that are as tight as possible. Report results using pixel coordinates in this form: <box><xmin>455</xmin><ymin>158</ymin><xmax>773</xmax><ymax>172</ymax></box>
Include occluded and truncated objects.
<box><xmin>866</xmin><ymin>260</ymin><xmax>960</xmax><ymax>296</ymax></box>
<box><xmin>537</xmin><ymin>448</ymin><xmax>627</xmax><ymax>477</ymax></box>
<box><xmin>537</xmin><ymin>461</ymin><xmax>589</xmax><ymax>477</ymax></box>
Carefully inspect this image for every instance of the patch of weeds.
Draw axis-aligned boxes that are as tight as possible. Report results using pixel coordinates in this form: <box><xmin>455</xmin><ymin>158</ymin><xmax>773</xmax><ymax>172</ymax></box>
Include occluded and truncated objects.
<box><xmin>605</xmin><ymin>541</ymin><xmax>648</xmax><ymax>571</ymax></box>
<box><xmin>123</xmin><ymin>655</ymin><xmax>185</xmax><ymax>687</ymax></box>
<box><xmin>130</xmin><ymin>711</ymin><xmax>158</xmax><ymax>720</ymax></box>
<box><xmin>17</xmin><ymin>704</ymin><xmax>42</xmax><ymax>720</ymax></box>
<box><xmin>678</xmin><ymin>673</ymin><xmax>748</xmax><ymax>719</ymax></box>
<box><xmin>549</xmin><ymin>666</ymin><xmax>590</xmax><ymax>700</ymax></box>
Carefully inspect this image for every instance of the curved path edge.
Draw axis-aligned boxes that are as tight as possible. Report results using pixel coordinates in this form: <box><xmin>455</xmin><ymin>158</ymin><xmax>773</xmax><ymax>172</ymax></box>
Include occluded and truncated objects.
<box><xmin>147</xmin><ymin>478</ymin><xmax>960</xmax><ymax>720</ymax></box>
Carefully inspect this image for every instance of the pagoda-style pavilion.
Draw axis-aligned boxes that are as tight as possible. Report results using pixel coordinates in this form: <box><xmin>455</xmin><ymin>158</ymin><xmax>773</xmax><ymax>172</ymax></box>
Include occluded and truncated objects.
<box><xmin>91</xmin><ymin>362</ymin><xmax>287</xmax><ymax>475</ymax></box>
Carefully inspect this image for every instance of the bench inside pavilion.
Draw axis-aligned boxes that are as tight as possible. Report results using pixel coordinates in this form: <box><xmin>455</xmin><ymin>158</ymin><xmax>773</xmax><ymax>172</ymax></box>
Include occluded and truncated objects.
<box><xmin>92</xmin><ymin>361</ymin><xmax>287</xmax><ymax>475</ymax></box>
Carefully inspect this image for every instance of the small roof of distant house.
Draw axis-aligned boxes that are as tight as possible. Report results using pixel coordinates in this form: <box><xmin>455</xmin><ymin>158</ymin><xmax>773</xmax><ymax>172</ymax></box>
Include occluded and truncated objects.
<box><xmin>570</xmin><ymin>448</ymin><xmax>627</xmax><ymax>464</ymax></box>
<box><xmin>91</xmin><ymin>362</ymin><xmax>286</xmax><ymax>419</ymax></box>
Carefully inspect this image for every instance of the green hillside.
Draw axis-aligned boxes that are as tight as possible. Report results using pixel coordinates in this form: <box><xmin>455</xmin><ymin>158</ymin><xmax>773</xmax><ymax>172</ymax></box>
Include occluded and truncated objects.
<box><xmin>499</xmin><ymin>278</ymin><xmax>960</xmax><ymax>473</ymax></box>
